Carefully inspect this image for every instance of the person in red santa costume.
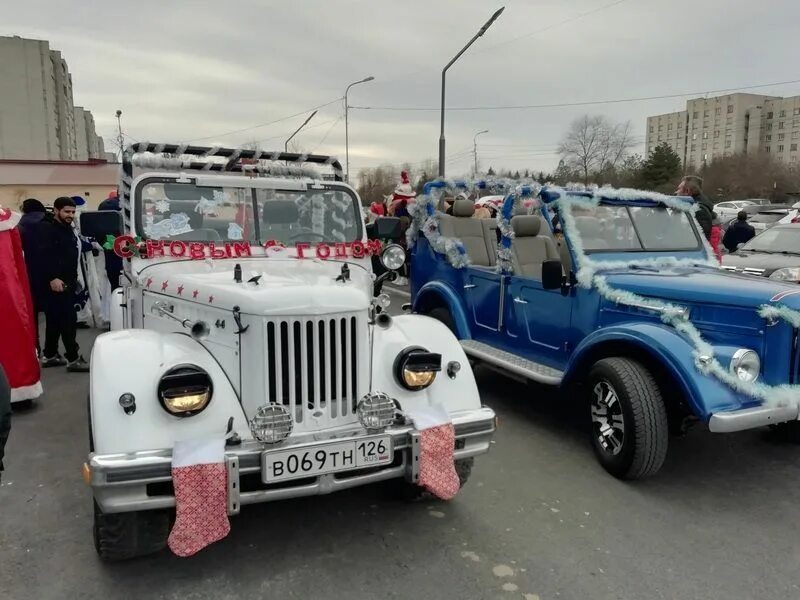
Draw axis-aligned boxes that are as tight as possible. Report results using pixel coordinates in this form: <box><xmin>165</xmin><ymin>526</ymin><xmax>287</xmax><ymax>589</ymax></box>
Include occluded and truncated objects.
<box><xmin>0</xmin><ymin>206</ymin><xmax>43</xmax><ymax>405</ymax></box>
<box><xmin>386</xmin><ymin>171</ymin><xmax>415</xmax><ymax>285</ymax></box>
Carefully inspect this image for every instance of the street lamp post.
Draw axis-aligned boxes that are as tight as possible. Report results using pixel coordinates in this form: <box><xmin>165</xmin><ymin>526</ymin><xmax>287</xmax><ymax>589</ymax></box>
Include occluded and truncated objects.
<box><xmin>473</xmin><ymin>129</ymin><xmax>489</xmax><ymax>176</ymax></box>
<box><xmin>285</xmin><ymin>110</ymin><xmax>318</xmax><ymax>152</ymax></box>
<box><xmin>438</xmin><ymin>7</ymin><xmax>504</xmax><ymax>178</ymax></box>
<box><xmin>344</xmin><ymin>76</ymin><xmax>375</xmax><ymax>183</ymax></box>
<box><xmin>115</xmin><ymin>109</ymin><xmax>123</xmax><ymax>161</ymax></box>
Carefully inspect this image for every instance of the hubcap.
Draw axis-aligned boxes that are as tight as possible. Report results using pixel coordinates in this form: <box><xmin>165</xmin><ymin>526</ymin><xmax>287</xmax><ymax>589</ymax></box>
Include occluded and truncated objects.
<box><xmin>591</xmin><ymin>381</ymin><xmax>625</xmax><ymax>456</ymax></box>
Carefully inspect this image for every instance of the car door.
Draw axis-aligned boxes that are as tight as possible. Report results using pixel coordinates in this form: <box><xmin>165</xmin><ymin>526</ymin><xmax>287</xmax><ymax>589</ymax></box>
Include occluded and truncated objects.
<box><xmin>464</xmin><ymin>267</ymin><xmax>503</xmax><ymax>341</ymax></box>
<box><xmin>503</xmin><ymin>271</ymin><xmax>573</xmax><ymax>368</ymax></box>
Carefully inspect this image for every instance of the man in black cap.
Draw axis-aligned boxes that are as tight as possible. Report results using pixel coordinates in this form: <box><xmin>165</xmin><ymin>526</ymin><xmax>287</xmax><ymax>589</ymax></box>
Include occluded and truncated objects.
<box><xmin>723</xmin><ymin>210</ymin><xmax>756</xmax><ymax>253</ymax></box>
<box><xmin>40</xmin><ymin>197</ymin><xmax>89</xmax><ymax>372</ymax></box>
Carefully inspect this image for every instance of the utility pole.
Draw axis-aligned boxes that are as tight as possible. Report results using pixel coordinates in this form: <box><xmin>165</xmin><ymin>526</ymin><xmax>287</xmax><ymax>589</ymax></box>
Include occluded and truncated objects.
<box><xmin>438</xmin><ymin>7</ymin><xmax>504</xmax><ymax>177</ymax></box>
<box><xmin>473</xmin><ymin>129</ymin><xmax>488</xmax><ymax>176</ymax></box>
<box><xmin>344</xmin><ymin>76</ymin><xmax>375</xmax><ymax>183</ymax></box>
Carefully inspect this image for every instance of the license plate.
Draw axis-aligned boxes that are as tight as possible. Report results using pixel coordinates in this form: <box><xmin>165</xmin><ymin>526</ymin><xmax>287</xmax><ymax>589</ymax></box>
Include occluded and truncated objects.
<box><xmin>262</xmin><ymin>435</ymin><xmax>393</xmax><ymax>483</ymax></box>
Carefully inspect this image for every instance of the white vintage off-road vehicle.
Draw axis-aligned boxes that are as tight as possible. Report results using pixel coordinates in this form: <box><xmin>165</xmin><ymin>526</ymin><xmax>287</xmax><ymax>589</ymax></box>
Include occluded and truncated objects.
<box><xmin>79</xmin><ymin>144</ymin><xmax>496</xmax><ymax>560</ymax></box>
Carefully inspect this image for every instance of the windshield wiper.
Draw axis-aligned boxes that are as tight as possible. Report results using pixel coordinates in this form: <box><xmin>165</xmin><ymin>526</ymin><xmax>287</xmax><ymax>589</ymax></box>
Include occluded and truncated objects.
<box><xmin>777</xmin><ymin>250</ymin><xmax>800</xmax><ymax>256</ymax></box>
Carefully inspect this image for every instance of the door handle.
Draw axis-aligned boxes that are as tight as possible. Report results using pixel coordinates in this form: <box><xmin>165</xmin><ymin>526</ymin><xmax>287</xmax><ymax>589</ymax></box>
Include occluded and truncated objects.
<box><xmin>463</xmin><ymin>284</ymin><xmax>476</xmax><ymax>289</ymax></box>
<box><xmin>513</xmin><ymin>297</ymin><xmax>528</xmax><ymax>304</ymax></box>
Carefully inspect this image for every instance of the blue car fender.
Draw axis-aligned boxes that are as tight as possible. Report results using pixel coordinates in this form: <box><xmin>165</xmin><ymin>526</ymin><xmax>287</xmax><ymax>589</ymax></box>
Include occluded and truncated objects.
<box><xmin>411</xmin><ymin>281</ymin><xmax>472</xmax><ymax>340</ymax></box>
<box><xmin>564</xmin><ymin>323</ymin><xmax>751</xmax><ymax>421</ymax></box>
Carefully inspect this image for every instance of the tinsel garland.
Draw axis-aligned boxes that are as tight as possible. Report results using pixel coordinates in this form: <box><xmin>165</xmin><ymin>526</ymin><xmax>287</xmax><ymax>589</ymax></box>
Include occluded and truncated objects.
<box><xmin>407</xmin><ymin>187</ymin><xmax>471</xmax><ymax>269</ymax></box>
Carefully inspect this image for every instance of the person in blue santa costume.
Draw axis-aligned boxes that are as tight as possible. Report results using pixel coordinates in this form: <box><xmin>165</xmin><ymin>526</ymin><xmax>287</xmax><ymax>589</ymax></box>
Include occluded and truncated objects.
<box><xmin>0</xmin><ymin>205</ymin><xmax>43</xmax><ymax>407</ymax></box>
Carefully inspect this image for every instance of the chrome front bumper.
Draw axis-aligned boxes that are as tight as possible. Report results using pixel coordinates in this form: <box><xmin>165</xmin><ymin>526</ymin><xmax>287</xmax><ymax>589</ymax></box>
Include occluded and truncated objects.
<box><xmin>88</xmin><ymin>407</ymin><xmax>496</xmax><ymax>514</ymax></box>
<box><xmin>708</xmin><ymin>403</ymin><xmax>800</xmax><ymax>433</ymax></box>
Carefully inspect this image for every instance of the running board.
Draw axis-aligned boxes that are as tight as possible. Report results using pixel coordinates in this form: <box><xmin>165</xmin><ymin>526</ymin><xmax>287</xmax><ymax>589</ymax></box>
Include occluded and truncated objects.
<box><xmin>460</xmin><ymin>340</ymin><xmax>563</xmax><ymax>385</ymax></box>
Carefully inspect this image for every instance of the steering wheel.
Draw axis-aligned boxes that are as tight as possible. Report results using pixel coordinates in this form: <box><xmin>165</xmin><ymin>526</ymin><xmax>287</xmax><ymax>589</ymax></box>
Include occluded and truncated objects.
<box><xmin>289</xmin><ymin>230</ymin><xmax>326</xmax><ymax>242</ymax></box>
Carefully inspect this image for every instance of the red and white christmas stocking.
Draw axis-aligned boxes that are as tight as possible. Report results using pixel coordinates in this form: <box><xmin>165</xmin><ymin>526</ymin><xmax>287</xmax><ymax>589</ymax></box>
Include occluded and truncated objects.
<box><xmin>409</xmin><ymin>405</ymin><xmax>460</xmax><ymax>500</ymax></box>
<box><xmin>168</xmin><ymin>438</ymin><xmax>231</xmax><ymax>557</ymax></box>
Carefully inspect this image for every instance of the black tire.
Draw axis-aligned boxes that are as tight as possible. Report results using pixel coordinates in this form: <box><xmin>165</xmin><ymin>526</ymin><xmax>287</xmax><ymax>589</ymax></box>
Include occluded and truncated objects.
<box><xmin>395</xmin><ymin>458</ymin><xmax>474</xmax><ymax>501</ymax></box>
<box><xmin>93</xmin><ymin>501</ymin><xmax>170</xmax><ymax>561</ymax></box>
<box><xmin>768</xmin><ymin>421</ymin><xmax>800</xmax><ymax>444</ymax></box>
<box><xmin>427</xmin><ymin>307</ymin><xmax>456</xmax><ymax>335</ymax></box>
<box><xmin>587</xmin><ymin>358</ymin><xmax>668</xmax><ymax>480</ymax></box>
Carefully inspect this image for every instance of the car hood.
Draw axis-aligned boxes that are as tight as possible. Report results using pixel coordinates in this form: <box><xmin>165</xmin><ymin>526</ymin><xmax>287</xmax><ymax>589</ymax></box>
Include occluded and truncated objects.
<box><xmin>135</xmin><ymin>257</ymin><xmax>372</xmax><ymax>315</ymax></box>
<box><xmin>722</xmin><ymin>251</ymin><xmax>800</xmax><ymax>276</ymax></box>
<box><xmin>603</xmin><ymin>267</ymin><xmax>800</xmax><ymax>309</ymax></box>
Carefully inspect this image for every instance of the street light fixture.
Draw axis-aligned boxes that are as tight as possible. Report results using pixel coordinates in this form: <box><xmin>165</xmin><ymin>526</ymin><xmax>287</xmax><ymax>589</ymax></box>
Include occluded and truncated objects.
<box><xmin>438</xmin><ymin>7</ymin><xmax>505</xmax><ymax>177</ymax></box>
<box><xmin>473</xmin><ymin>129</ymin><xmax>489</xmax><ymax>176</ymax></box>
<box><xmin>345</xmin><ymin>75</ymin><xmax>375</xmax><ymax>183</ymax></box>
<box><xmin>285</xmin><ymin>110</ymin><xmax>318</xmax><ymax>152</ymax></box>
<box><xmin>115</xmin><ymin>109</ymin><xmax>123</xmax><ymax>161</ymax></box>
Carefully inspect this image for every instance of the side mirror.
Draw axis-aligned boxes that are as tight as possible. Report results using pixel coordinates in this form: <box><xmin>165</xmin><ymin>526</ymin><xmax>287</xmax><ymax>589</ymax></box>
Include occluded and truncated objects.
<box><xmin>80</xmin><ymin>210</ymin><xmax>123</xmax><ymax>240</ymax></box>
<box><xmin>541</xmin><ymin>259</ymin><xmax>563</xmax><ymax>291</ymax></box>
<box><xmin>369</xmin><ymin>217</ymin><xmax>402</xmax><ymax>240</ymax></box>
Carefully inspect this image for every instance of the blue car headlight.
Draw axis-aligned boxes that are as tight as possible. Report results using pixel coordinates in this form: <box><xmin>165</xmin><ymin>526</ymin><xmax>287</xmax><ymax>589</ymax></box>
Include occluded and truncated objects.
<box><xmin>730</xmin><ymin>349</ymin><xmax>760</xmax><ymax>383</ymax></box>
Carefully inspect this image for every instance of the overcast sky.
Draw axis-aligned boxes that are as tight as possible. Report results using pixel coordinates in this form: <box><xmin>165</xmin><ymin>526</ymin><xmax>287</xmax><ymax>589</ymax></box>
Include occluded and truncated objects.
<box><xmin>6</xmin><ymin>0</ymin><xmax>800</xmax><ymax>179</ymax></box>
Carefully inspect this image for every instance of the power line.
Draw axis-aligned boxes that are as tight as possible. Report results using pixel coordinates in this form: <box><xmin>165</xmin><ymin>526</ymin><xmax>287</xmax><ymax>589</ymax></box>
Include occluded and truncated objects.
<box><xmin>184</xmin><ymin>97</ymin><xmax>343</xmax><ymax>143</ymax></box>
<box><xmin>479</xmin><ymin>0</ymin><xmax>633</xmax><ymax>54</ymax></box>
<box><xmin>311</xmin><ymin>116</ymin><xmax>344</xmax><ymax>153</ymax></box>
<box><xmin>350</xmin><ymin>78</ymin><xmax>800</xmax><ymax>112</ymax></box>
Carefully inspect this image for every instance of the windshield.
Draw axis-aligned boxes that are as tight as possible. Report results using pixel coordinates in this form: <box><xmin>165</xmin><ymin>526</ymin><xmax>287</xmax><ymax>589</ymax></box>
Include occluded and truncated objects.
<box><xmin>564</xmin><ymin>204</ymin><xmax>700</xmax><ymax>252</ymax></box>
<box><xmin>742</xmin><ymin>228</ymin><xmax>800</xmax><ymax>253</ymax></box>
<box><xmin>749</xmin><ymin>212</ymin><xmax>787</xmax><ymax>224</ymax></box>
<box><xmin>137</xmin><ymin>180</ymin><xmax>362</xmax><ymax>244</ymax></box>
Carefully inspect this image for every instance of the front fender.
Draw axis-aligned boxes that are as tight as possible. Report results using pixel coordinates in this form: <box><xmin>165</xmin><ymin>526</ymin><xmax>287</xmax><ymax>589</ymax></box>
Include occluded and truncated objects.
<box><xmin>371</xmin><ymin>315</ymin><xmax>481</xmax><ymax>415</ymax></box>
<box><xmin>90</xmin><ymin>329</ymin><xmax>250</xmax><ymax>454</ymax></box>
<box><xmin>411</xmin><ymin>281</ymin><xmax>472</xmax><ymax>340</ymax></box>
<box><xmin>564</xmin><ymin>323</ymin><xmax>757</xmax><ymax>421</ymax></box>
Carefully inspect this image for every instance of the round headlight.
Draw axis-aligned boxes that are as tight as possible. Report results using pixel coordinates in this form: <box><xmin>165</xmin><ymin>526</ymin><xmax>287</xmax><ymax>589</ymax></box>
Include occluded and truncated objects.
<box><xmin>157</xmin><ymin>366</ymin><xmax>213</xmax><ymax>417</ymax></box>
<box><xmin>356</xmin><ymin>392</ymin><xmax>397</xmax><ymax>431</ymax></box>
<box><xmin>730</xmin><ymin>349</ymin><xmax>760</xmax><ymax>383</ymax></box>
<box><xmin>380</xmin><ymin>244</ymin><xmax>406</xmax><ymax>271</ymax></box>
<box><xmin>393</xmin><ymin>347</ymin><xmax>442</xmax><ymax>391</ymax></box>
<box><xmin>250</xmin><ymin>404</ymin><xmax>293</xmax><ymax>443</ymax></box>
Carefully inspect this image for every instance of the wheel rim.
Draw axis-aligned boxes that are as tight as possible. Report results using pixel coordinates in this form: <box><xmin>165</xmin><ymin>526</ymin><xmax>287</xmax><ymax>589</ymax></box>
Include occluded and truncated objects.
<box><xmin>591</xmin><ymin>381</ymin><xmax>625</xmax><ymax>456</ymax></box>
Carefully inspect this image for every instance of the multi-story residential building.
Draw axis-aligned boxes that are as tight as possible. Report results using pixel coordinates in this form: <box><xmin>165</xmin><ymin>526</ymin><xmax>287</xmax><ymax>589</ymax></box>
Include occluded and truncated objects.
<box><xmin>0</xmin><ymin>36</ymin><xmax>106</xmax><ymax>161</ymax></box>
<box><xmin>646</xmin><ymin>92</ymin><xmax>800</xmax><ymax>171</ymax></box>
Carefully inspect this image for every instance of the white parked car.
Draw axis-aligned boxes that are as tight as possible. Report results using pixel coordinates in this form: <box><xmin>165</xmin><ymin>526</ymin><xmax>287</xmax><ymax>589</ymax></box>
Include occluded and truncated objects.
<box><xmin>777</xmin><ymin>201</ymin><xmax>800</xmax><ymax>225</ymax></box>
<box><xmin>80</xmin><ymin>144</ymin><xmax>496</xmax><ymax>560</ymax></box>
<box><xmin>713</xmin><ymin>199</ymin><xmax>757</xmax><ymax>221</ymax></box>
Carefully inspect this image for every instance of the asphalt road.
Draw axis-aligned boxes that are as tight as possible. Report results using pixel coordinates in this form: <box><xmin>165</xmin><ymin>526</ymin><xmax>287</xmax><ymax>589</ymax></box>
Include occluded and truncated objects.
<box><xmin>2</xmin><ymin>296</ymin><xmax>800</xmax><ymax>600</ymax></box>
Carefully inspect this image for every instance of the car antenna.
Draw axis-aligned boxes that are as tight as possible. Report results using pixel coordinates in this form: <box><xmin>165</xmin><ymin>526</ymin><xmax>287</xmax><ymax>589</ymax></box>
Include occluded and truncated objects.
<box><xmin>336</xmin><ymin>263</ymin><xmax>351</xmax><ymax>283</ymax></box>
<box><xmin>234</xmin><ymin>263</ymin><xmax>242</xmax><ymax>283</ymax></box>
<box><xmin>248</xmin><ymin>274</ymin><xmax>262</xmax><ymax>285</ymax></box>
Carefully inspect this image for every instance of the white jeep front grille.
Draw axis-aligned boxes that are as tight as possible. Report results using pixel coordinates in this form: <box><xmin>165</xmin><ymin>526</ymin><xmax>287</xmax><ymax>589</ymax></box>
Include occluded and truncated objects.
<box><xmin>263</xmin><ymin>312</ymin><xmax>365</xmax><ymax>429</ymax></box>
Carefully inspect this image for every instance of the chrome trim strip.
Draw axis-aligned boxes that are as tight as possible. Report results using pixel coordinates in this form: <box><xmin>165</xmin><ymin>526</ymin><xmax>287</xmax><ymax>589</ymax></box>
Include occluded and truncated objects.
<box><xmin>708</xmin><ymin>404</ymin><xmax>799</xmax><ymax>433</ymax></box>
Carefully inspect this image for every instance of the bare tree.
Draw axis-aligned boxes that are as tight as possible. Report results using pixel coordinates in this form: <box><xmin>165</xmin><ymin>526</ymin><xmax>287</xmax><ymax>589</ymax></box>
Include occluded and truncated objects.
<box><xmin>559</xmin><ymin>115</ymin><xmax>636</xmax><ymax>183</ymax></box>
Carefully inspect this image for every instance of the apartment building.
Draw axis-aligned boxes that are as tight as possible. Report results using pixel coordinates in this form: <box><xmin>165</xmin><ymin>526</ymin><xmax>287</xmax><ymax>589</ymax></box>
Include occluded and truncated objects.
<box><xmin>646</xmin><ymin>92</ymin><xmax>800</xmax><ymax>171</ymax></box>
<box><xmin>0</xmin><ymin>36</ymin><xmax>106</xmax><ymax>161</ymax></box>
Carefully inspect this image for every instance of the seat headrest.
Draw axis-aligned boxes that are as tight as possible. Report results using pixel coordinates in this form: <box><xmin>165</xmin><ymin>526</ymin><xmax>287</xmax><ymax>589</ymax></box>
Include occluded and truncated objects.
<box><xmin>262</xmin><ymin>200</ymin><xmax>299</xmax><ymax>224</ymax></box>
<box><xmin>453</xmin><ymin>199</ymin><xmax>475</xmax><ymax>217</ymax></box>
<box><xmin>511</xmin><ymin>215</ymin><xmax>541</xmax><ymax>237</ymax></box>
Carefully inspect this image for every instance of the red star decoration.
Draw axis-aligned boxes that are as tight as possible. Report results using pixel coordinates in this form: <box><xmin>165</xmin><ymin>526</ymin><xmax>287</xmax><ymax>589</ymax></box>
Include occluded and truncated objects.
<box><xmin>177</xmin><ymin>285</ymin><xmax>184</xmax><ymax>295</ymax></box>
<box><xmin>192</xmin><ymin>290</ymin><xmax>199</xmax><ymax>299</ymax></box>
<box><xmin>208</xmin><ymin>295</ymin><xmax>214</xmax><ymax>304</ymax></box>
<box><xmin>146</xmin><ymin>277</ymin><xmax>153</xmax><ymax>288</ymax></box>
<box><xmin>161</xmin><ymin>280</ymin><xmax>169</xmax><ymax>291</ymax></box>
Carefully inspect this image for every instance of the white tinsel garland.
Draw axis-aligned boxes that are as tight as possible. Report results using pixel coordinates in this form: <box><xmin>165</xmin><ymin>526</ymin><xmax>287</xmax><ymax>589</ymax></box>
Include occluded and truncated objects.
<box><xmin>407</xmin><ymin>189</ymin><xmax>471</xmax><ymax>269</ymax></box>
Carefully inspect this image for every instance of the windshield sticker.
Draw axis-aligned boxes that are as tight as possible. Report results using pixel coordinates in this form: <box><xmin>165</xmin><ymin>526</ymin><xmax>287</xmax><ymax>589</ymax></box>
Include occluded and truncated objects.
<box><xmin>154</xmin><ymin>199</ymin><xmax>171</xmax><ymax>214</ymax></box>
<box><xmin>145</xmin><ymin>213</ymin><xmax>193</xmax><ymax>239</ymax></box>
<box><xmin>227</xmin><ymin>222</ymin><xmax>244</xmax><ymax>240</ymax></box>
<box><xmin>194</xmin><ymin>195</ymin><xmax>220</xmax><ymax>215</ymax></box>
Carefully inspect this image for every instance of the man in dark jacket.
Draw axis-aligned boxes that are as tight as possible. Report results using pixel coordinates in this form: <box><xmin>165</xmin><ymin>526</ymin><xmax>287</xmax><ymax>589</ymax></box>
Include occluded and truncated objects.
<box><xmin>40</xmin><ymin>197</ymin><xmax>89</xmax><ymax>372</ymax></box>
<box><xmin>97</xmin><ymin>190</ymin><xmax>123</xmax><ymax>290</ymax></box>
<box><xmin>18</xmin><ymin>199</ymin><xmax>48</xmax><ymax>355</ymax></box>
<box><xmin>0</xmin><ymin>363</ymin><xmax>10</xmax><ymax>483</ymax></box>
<box><xmin>677</xmin><ymin>175</ymin><xmax>714</xmax><ymax>240</ymax></box>
<box><xmin>722</xmin><ymin>211</ymin><xmax>756</xmax><ymax>253</ymax></box>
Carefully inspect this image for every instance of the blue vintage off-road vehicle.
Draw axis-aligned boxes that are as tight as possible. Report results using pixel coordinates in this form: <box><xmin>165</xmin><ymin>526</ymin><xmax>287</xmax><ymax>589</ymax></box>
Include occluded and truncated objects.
<box><xmin>409</xmin><ymin>183</ymin><xmax>800</xmax><ymax>479</ymax></box>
